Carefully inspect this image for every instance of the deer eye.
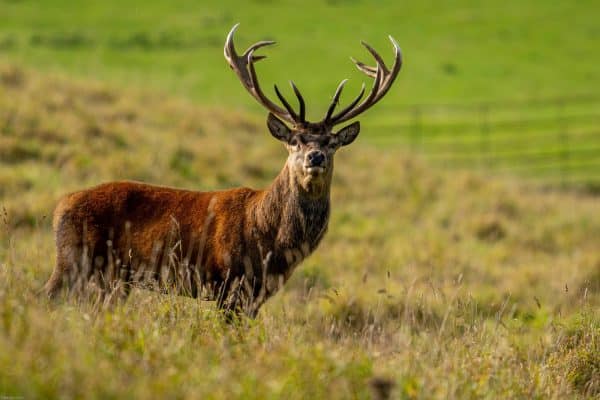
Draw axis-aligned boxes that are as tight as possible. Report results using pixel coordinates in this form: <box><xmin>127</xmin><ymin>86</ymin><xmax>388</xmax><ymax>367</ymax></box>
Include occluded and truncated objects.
<box><xmin>289</xmin><ymin>137</ymin><xmax>300</xmax><ymax>148</ymax></box>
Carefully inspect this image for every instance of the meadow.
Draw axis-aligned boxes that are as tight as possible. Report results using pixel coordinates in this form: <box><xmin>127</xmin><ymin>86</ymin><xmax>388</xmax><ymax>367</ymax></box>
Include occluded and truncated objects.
<box><xmin>1</xmin><ymin>0</ymin><xmax>599</xmax><ymax>398</ymax></box>
<box><xmin>2</xmin><ymin>0</ymin><xmax>599</xmax><ymax>106</ymax></box>
<box><xmin>0</xmin><ymin>63</ymin><xmax>599</xmax><ymax>399</ymax></box>
<box><xmin>2</xmin><ymin>0</ymin><xmax>599</xmax><ymax>184</ymax></box>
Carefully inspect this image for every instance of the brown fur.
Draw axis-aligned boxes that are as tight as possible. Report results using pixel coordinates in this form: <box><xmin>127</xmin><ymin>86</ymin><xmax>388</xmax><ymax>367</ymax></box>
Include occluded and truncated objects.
<box><xmin>45</xmin><ymin>156</ymin><xmax>332</xmax><ymax>315</ymax></box>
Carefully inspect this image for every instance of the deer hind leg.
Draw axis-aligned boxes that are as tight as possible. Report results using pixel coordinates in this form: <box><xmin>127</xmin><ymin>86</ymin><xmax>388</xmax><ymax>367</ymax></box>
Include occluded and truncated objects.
<box><xmin>44</xmin><ymin>257</ymin><xmax>67</xmax><ymax>299</ymax></box>
<box><xmin>44</xmin><ymin>219</ymin><xmax>84</xmax><ymax>299</ymax></box>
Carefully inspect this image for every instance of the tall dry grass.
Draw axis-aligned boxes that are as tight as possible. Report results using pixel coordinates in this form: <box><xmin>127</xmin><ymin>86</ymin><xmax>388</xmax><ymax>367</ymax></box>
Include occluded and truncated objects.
<box><xmin>0</xmin><ymin>64</ymin><xmax>598</xmax><ymax>399</ymax></box>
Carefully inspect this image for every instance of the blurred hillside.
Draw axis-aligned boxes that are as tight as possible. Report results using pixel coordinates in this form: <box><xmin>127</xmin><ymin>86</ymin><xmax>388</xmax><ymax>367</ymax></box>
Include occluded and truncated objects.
<box><xmin>2</xmin><ymin>0</ymin><xmax>599</xmax><ymax>186</ymax></box>
<box><xmin>1</xmin><ymin>0</ymin><xmax>598</xmax><ymax>109</ymax></box>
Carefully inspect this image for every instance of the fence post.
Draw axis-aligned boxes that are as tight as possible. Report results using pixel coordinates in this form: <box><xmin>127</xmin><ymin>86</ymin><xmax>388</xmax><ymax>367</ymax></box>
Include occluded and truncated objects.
<box><xmin>479</xmin><ymin>104</ymin><xmax>490</xmax><ymax>169</ymax></box>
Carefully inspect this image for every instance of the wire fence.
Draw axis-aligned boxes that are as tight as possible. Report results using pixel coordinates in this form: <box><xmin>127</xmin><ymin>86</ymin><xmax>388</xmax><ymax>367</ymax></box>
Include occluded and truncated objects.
<box><xmin>367</xmin><ymin>94</ymin><xmax>600</xmax><ymax>189</ymax></box>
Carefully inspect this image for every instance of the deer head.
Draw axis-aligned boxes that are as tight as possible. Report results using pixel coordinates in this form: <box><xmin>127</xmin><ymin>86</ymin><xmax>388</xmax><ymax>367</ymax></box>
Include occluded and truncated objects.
<box><xmin>224</xmin><ymin>24</ymin><xmax>402</xmax><ymax>196</ymax></box>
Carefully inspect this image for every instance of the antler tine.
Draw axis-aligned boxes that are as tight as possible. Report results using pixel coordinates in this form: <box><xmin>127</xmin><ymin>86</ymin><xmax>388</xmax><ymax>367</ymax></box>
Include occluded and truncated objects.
<box><xmin>223</xmin><ymin>23</ymin><xmax>239</xmax><ymax>60</ymax></box>
<box><xmin>324</xmin><ymin>79</ymin><xmax>348</xmax><ymax>122</ymax></box>
<box><xmin>290</xmin><ymin>81</ymin><xmax>306</xmax><ymax>122</ymax></box>
<box><xmin>224</xmin><ymin>24</ymin><xmax>298</xmax><ymax>124</ymax></box>
<box><xmin>327</xmin><ymin>36</ymin><xmax>402</xmax><ymax>125</ymax></box>
<box><xmin>359</xmin><ymin>41</ymin><xmax>389</xmax><ymax>74</ymax></box>
<box><xmin>350</xmin><ymin>57</ymin><xmax>377</xmax><ymax>78</ymax></box>
<box><xmin>329</xmin><ymin>64</ymin><xmax>382</xmax><ymax>124</ymax></box>
<box><xmin>242</xmin><ymin>40</ymin><xmax>276</xmax><ymax>58</ymax></box>
<box><xmin>328</xmin><ymin>82</ymin><xmax>366</xmax><ymax>122</ymax></box>
<box><xmin>246</xmin><ymin>50</ymin><xmax>297</xmax><ymax>121</ymax></box>
<box><xmin>274</xmin><ymin>84</ymin><xmax>299</xmax><ymax>120</ymax></box>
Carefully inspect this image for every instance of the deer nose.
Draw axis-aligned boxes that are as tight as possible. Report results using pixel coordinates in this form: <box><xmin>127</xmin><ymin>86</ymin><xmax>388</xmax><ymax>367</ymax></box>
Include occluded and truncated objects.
<box><xmin>306</xmin><ymin>150</ymin><xmax>326</xmax><ymax>167</ymax></box>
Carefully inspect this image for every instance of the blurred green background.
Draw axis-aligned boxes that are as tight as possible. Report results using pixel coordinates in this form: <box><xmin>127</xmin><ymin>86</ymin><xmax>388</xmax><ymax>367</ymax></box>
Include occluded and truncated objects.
<box><xmin>2</xmin><ymin>0</ymin><xmax>598</xmax><ymax>105</ymax></box>
<box><xmin>2</xmin><ymin>0</ymin><xmax>599</xmax><ymax>184</ymax></box>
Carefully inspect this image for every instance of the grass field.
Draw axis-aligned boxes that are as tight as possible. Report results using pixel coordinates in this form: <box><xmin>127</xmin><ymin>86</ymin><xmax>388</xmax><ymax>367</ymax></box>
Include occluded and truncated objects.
<box><xmin>0</xmin><ymin>64</ymin><xmax>599</xmax><ymax>399</ymax></box>
<box><xmin>2</xmin><ymin>0</ymin><xmax>599</xmax><ymax>107</ymax></box>
<box><xmin>370</xmin><ymin>96</ymin><xmax>600</xmax><ymax>186</ymax></box>
<box><xmin>1</xmin><ymin>1</ymin><xmax>599</xmax><ymax>398</ymax></box>
<box><xmin>2</xmin><ymin>0</ymin><xmax>599</xmax><ymax>184</ymax></box>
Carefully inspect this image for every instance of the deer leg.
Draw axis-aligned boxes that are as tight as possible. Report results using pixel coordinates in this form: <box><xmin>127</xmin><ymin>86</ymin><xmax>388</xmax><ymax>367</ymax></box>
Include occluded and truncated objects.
<box><xmin>213</xmin><ymin>276</ymin><xmax>244</xmax><ymax>323</ymax></box>
<box><xmin>45</xmin><ymin>219</ymin><xmax>83</xmax><ymax>299</ymax></box>
<box><xmin>44</xmin><ymin>253</ymin><xmax>69</xmax><ymax>299</ymax></box>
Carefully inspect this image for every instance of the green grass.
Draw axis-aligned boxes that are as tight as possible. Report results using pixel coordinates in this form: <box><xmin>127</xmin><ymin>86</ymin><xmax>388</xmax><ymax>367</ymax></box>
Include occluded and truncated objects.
<box><xmin>1</xmin><ymin>65</ymin><xmax>599</xmax><ymax>399</ymax></box>
<box><xmin>2</xmin><ymin>0</ymin><xmax>599</xmax><ymax>184</ymax></box>
<box><xmin>1</xmin><ymin>0</ymin><xmax>598</xmax><ymax>105</ymax></box>
<box><xmin>369</xmin><ymin>96</ymin><xmax>600</xmax><ymax>185</ymax></box>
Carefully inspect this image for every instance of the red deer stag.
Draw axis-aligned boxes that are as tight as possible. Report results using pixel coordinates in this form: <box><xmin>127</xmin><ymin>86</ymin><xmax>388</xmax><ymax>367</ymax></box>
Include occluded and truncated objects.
<box><xmin>44</xmin><ymin>24</ymin><xmax>402</xmax><ymax>317</ymax></box>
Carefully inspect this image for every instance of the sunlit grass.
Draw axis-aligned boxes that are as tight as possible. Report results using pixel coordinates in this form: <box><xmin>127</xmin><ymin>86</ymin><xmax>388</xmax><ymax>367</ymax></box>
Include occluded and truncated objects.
<box><xmin>0</xmin><ymin>65</ymin><xmax>599</xmax><ymax>398</ymax></box>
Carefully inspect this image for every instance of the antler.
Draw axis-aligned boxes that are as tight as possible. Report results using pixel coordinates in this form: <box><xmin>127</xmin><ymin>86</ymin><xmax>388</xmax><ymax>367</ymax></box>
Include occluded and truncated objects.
<box><xmin>322</xmin><ymin>37</ymin><xmax>402</xmax><ymax>126</ymax></box>
<box><xmin>224</xmin><ymin>24</ymin><xmax>306</xmax><ymax>125</ymax></box>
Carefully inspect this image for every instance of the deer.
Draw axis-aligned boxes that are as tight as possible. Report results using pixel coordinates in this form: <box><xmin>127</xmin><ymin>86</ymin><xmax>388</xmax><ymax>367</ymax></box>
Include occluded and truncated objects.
<box><xmin>44</xmin><ymin>24</ymin><xmax>402</xmax><ymax>317</ymax></box>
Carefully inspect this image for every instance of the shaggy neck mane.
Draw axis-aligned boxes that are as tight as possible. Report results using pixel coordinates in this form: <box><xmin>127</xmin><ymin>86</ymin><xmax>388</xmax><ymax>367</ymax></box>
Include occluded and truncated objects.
<box><xmin>253</xmin><ymin>163</ymin><xmax>331</xmax><ymax>259</ymax></box>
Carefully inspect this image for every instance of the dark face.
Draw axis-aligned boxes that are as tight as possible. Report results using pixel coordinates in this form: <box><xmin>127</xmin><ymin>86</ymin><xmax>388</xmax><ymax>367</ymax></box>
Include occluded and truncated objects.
<box><xmin>267</xmin><ymin>113</ymin><xmax>360</xmax><ymax>195</ymax></box>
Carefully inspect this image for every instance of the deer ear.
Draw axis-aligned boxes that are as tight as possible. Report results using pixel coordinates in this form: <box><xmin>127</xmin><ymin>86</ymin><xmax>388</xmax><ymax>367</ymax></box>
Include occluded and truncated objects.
<box><xmin>267</xmin><ymin>113</ymin><xmax>292</xmax><ymax>143</ymax></box>
<box><xmin>334</xmin><ymin>121</ymin><xmax>360</xmax><ymax>147</ymax></box>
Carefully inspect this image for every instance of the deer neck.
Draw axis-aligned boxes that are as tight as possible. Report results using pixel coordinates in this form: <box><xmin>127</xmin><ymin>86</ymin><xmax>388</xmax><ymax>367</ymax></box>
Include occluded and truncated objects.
<box><xmin>254</xmin><ymin>163</ymin><xmax>331</xmax><ymax>253</ymax></box>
